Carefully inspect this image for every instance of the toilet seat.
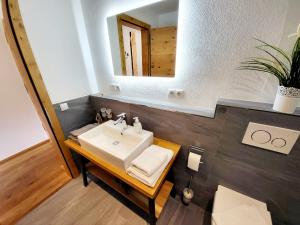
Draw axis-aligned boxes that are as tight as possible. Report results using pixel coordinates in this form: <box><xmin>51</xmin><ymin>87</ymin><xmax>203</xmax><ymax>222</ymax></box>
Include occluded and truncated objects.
<box><xmin>212</xmin><ymin>185</ymin><xmax>272</xmax><ymax>225</ymax></box>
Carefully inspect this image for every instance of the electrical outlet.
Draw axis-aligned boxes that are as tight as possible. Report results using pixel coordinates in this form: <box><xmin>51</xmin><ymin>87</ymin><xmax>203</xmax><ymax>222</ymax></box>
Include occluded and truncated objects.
<box><xmin>111</xmin><ymin>83</ymin><xmax>120</xmax><ymax>91</ymax></box>
<box><xmin>168</xmin><ymin>88</ymin><xmax>184</xmax><ymax>96</ymax></box>
<box><xmin>60</xmin><ymin>103</ymin><xmax>69</xmax><ymax>111</ymax></box>
<box><xmin>176</xmin><ymin>89</ymin><xmax>184</xmax><ymax>96</ymax></box>
<box><xmin>168</xmin><ymin>88</ymin><xmax>177</xmax><ymax>95</ymax></box>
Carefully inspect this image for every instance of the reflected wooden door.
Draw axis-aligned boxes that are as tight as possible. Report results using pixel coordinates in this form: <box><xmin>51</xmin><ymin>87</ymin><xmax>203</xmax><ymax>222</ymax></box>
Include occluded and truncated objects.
<box><xmin>130</xmin><ymin>31</ymin><xmax>138</xmax><ymax>75</ymax></box>
<box><xmin>118</xmin><ymin>14</ymin><xmax>151</xmax><ymax>76</ymax></box>
<box><xmin>151</xmin><ymin>26</ymin><xmax>177</xmax><ymax>77</ymax></box>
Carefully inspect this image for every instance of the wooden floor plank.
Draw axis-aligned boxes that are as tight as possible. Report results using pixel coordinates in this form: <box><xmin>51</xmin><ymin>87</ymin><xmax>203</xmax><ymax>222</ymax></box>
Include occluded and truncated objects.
<box><xmin>0</xmin><ymin>141</ymin><xmax>71</xmax><ymax>225</ymax></box>
<box><xmin>16</xmin><ymin>176</ymin><xmax>209</xmax><ymax>225</ymax></box>
<box><xmin>87</xmin><ymin>163</ymin><xmax>174</xmax><ymax>218</ymax></box>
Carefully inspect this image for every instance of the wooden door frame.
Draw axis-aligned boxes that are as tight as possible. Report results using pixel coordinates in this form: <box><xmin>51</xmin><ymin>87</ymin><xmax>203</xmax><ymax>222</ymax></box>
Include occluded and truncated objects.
<box><xmin>117</xmin><ymin>14</ymin><xmax>151</xmax><ymax>76</ymax></box>
<box><xmin>1</xmin><ymin>0</ymin><xmax>79</xmax><ymax>177</ymax></box>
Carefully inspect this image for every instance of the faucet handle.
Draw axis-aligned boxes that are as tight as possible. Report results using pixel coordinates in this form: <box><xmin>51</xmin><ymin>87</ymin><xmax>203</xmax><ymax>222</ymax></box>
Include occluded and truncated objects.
<box><xmin>116</xmin><ymin>112</ymin><xmax>126</xmax><ymax>118</ymax></box>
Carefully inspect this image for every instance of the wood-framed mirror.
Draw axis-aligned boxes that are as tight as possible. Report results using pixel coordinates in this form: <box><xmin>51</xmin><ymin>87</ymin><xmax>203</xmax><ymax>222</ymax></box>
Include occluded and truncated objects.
<box><xmin>107</xmin><ymin>0</ymin><xmax>179</xmax><ymax>77</ymax></box>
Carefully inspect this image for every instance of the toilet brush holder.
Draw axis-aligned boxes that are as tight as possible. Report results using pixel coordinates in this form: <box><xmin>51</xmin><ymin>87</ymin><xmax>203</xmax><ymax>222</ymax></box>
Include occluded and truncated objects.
<box><xmin>182</xmin><ymin>188</ymin><xmax>194</xmax><ymax>205</ymax></box>
<box><xmin>181</xmin><ymin>175</ymin><xmax>194</xmax><ymax>205</ymax></box>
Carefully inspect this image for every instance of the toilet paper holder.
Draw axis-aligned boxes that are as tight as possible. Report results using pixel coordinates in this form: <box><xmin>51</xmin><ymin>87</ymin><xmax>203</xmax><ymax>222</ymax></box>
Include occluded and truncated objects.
<box><xmin>189</xmin><ymin>145</ymin><xmax>205</xmax><ymax>155</ymax></box>
<box><xmin>187</xmin><ymin>145</ymin><xmax>205</xmax><ymax>166</ymax></box>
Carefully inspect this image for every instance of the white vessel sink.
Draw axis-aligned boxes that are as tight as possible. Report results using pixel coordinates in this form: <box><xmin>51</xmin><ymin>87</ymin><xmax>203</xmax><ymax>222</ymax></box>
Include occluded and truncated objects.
<box><xmin>78</xmin><ymin>120</ymin><xmax>153</xmax><ymax>170</ymax></box>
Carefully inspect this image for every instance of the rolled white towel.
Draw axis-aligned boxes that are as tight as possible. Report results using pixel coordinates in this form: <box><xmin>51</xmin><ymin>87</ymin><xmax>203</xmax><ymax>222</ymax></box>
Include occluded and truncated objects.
<box><xmin>130</xmin><ymin>145</ymin><xmax>170</xmax><ymax>177</ymax></box>
<box><xmin>127</xmin><ymin>147</ymin><xmax>173</xmax><ymax>187</ymax></box>
<box><xmin>70</xmin><ymin>124</ymin><xmax>97</xmax><ymax>137</ymax></box>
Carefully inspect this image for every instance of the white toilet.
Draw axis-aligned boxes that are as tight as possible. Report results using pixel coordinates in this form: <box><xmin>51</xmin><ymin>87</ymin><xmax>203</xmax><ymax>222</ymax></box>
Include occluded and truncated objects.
<box><xmin>212</xmin><ymin>185</ymin><xmax>272</xmax><ymax>225</ymax></box>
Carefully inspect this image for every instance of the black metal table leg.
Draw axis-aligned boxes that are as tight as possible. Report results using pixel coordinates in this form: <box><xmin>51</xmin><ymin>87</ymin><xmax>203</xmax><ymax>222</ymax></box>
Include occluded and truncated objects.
<box><xmin>167</xmin><ymin>168</ymin><xmax>176</xmax><ymax>198</ymax></box>
<box><xmin>148</xmin><ymin>198</ymin><xmax>156</xmax><ymax>225</ymax></box>
<box><xmin>80</xmin><ymin>155</ymin><xmax>88</xmax><ymax>187</ymax></box>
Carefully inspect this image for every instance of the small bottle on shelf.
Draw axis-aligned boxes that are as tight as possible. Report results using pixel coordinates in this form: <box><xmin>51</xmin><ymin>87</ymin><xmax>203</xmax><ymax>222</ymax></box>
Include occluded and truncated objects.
<box><xmin>133</xmin><ymin>117</ymin><xmax>142</xmax><ymax>134</ymax></box>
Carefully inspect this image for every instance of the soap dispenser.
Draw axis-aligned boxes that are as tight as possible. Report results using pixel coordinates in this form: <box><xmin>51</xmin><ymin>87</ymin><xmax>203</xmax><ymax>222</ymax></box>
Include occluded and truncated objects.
<box><xmin>133</xmin><ymin>117</ymin><xmax>142</xmax><ymax>134</ymax></box>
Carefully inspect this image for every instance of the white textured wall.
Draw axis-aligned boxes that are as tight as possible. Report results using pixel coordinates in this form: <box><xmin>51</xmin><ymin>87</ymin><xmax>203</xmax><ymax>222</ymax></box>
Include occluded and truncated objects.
<box><xmin>0</xmin><ymin>24</ymin><xmax>48</xmax><ymax>160</ymax></box>
<box><xmin>278</xmin><ymin>0</ymin><xmax>300</xmax><ymax>52</ymax></box>
<box><xmin>19</xmin><ymin>0</ymin><xmax>92</xmax><ymax>104</ymax></box>
<box><xmin>17</xmin><ymin>0</ymin><xmax>300</xmax><ymax>113</ymax></box>
<box><xmin>81</xmin><ymin>0</ymin><xmax>300</xmax><ymax>112</ymax></box>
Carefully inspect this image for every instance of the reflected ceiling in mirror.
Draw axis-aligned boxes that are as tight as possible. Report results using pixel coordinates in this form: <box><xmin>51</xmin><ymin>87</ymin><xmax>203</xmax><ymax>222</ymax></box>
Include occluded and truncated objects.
<box><xmin>107</xmin><ymin>0</ymin><xmax>179</xmax><ymax>77</ymax></box>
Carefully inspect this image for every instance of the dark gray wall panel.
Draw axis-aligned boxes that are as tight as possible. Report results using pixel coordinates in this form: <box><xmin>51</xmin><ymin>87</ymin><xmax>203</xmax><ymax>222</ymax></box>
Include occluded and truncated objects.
<box><xmin>53</xmin><ymin>96</ymin><xmax>96</xmax><ymax>170</ymax></box>
<box><xmin>55</xmin><ymin>95</ymin><xmax>300</xmax><ymax>225</ymax></box>
<box><xmin>90</xmin><ymin>96</ymin><xmax>300</xmax><ymax>225</ymax></box>
<box><xmin>53</xmin><ymin>96</ymin><xmax>96</xmax><ymax>137</ymax></box>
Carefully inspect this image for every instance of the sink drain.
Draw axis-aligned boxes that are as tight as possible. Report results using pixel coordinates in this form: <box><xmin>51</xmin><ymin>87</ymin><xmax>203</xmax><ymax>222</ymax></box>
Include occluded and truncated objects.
<box><xmin>112</xmin><ymin>141</ymin><xmax>120</xmax><ymax>146</ymax></box>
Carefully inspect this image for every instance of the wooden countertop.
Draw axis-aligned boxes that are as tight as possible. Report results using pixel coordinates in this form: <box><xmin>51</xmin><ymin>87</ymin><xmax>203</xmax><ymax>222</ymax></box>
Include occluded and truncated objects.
<box><xmin>64</xmin><ymin>137</ymin><xmax>181</xmax><ymax>199</ymax></box>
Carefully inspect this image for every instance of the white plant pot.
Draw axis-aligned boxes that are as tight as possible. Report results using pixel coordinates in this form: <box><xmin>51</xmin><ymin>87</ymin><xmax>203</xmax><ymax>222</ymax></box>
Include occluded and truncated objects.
<box><xmin>273</xmin><ymin>86</ymin><xmax>300</xmax><ymax>113</ymax></box>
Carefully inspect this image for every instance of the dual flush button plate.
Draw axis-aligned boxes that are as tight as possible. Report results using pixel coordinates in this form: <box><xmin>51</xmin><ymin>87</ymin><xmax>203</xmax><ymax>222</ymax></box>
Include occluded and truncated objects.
<box><xmin>242</xmin><ymin>122</ymin><xmax>300</xmax><ymax>155</ymax></box>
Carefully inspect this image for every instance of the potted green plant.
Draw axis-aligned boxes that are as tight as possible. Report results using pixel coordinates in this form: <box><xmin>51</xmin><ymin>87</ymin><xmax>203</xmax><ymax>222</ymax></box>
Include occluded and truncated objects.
<box><xmin>239</xmin><ymin>26</ymin><xmax>300</xmax><ymax>114</ymax></box>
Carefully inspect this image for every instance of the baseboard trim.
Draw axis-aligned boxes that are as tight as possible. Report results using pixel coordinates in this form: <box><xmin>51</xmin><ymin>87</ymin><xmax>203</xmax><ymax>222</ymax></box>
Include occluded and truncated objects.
<box><xmin>0</xmin><ymin>139</ymin><xmax>50</xmax><ymax>165</ymax></box>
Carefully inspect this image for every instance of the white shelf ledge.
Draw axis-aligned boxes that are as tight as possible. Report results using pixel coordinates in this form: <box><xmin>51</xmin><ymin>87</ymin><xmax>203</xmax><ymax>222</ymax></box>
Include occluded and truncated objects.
<box><xmin>92</xmin><ymin>93</ymin><xmax>215</xmax><ymax>118</ymax></box>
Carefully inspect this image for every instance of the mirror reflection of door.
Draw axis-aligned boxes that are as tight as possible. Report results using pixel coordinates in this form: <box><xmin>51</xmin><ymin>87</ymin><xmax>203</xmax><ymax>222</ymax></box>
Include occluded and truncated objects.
<box><xmin>108</xmin><ymin>0</ymin><xmax>179</xmax><ymax>77</ymax></box>
<box><xmin>151</xmin><ymin>26</ymin><xmax>177</xmax><ymax>77</ymax></box>
<box><xmin>118</xmin><ymin>15</ymin><xmax>150</xmax><ymax>76</ymax></box>
<box><xmin>122</xmin><ymin>26</ymin><xmax>140</xmax><ymax>76</ymax></box>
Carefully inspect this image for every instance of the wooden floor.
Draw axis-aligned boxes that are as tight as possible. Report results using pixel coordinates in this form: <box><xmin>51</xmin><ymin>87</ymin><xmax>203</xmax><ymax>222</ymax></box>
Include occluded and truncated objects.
<box><xmin>16</xmin><ymin>177</ymin><xmax>210</xmax><ymax>225</ymax></box>
<box><xmin>0</xmin><ymin>140</ymin><xmax>71</xmax><ymax>225</ymax></box>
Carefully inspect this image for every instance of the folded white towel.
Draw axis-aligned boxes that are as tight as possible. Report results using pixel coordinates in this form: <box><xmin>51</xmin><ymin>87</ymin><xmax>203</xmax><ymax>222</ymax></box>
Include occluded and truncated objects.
<box><xmin>127</xmin><ymin>146</ymin><xmax>173</xmax><ymax>187</ymax></box>
<box><xmin>212</xmin><ymin>204</ymin><xmax>269</xmax><ymax>225</ymax></box>
<box><xmin>70</xmin><ymin>124</ymin><xmax>97</xmax><ymax>137</ymax></box>
<box><xmin>131</xmin><ymin>145</ymin><xmax>169</xmax><ymax>177</ymax></box>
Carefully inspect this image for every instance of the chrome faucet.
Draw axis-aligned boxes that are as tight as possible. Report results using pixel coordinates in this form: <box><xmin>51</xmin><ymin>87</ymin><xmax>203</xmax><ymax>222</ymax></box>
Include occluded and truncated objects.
<box><xmin>114</xmin><ymin>112</ymin><xmax>126</xmax><ymax>125</ymax></box>
<box><xmin>114</xmin><ymin>112</ymin><xmax>128</xmax><ymax>135</ymax></box>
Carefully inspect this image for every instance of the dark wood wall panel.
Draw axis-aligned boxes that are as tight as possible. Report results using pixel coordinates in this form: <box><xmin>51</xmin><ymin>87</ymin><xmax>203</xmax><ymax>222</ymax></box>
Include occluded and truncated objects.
<box><xmin>56</xmin><ymin>96</ymin><xmax>300</xmax><ymax>225</ymax></box>
<box><xmin>54</xmin><ymin>96</ymin><xmax>96</xmax><ymax>137</ymax></box>
<box><xmin>53</xmin><ymin>96</ymin><xmax>96</xmax><ymax>170</ymax></box>
<box><xmin>90</xmin><ymin>96</ymin><xmax>300</xmax><ymax>225</ymax></box>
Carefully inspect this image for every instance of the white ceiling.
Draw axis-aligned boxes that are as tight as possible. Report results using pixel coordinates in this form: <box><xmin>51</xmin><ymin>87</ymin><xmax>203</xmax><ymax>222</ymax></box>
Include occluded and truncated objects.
<box><xmin>132</xmin><ymin>0</ymin><xmax>178</xmax><ymax>15</ymax></box>
<box><xmin>123</xmin><ymin>0</ymin><xmax>179</xmax><ymax>27</ymax></box>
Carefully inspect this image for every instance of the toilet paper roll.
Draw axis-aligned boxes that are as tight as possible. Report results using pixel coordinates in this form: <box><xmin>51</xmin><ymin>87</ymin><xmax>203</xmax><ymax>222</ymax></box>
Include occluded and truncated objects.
<box><xmin>187</xmin><ymin>152</ymin><xmax>201</xmax><ymax>171</ymax></box>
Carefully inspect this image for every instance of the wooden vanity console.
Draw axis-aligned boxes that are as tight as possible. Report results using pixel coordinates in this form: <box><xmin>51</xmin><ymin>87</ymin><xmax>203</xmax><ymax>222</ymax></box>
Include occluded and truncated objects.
<box><xmin>64</xmin><ymin>138</ymin><xmax>181</xmax><ymax>225</ymax></box>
